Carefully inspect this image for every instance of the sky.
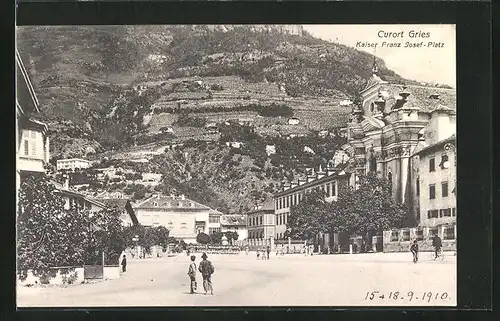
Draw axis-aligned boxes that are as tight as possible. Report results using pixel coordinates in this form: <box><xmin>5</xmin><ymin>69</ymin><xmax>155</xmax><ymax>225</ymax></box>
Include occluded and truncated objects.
<box><xmin>302</xmin><ymin>25</ymin><xmax>456</xmax><ymax>87</ymax></box>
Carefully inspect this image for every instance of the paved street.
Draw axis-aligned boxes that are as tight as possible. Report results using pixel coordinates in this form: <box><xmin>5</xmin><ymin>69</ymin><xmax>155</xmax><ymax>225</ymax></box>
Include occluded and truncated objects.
<box><xmin>17</xmin><ymin>252</ymin><xmax>456</xmax><ymax>307</ymax></box>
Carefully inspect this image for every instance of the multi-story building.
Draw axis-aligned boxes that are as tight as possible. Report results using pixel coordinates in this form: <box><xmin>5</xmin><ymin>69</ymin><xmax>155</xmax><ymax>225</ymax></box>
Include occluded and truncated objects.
<box><xmin>133</xmin><ymin>194</ymin><xmax>211</xmax><ymax>244</ymax></box>
<box><xmin>220</xmin><ymin>215</ymin><xmax>248</xmax><ymax>241</ymax></box>
<box><xmin>247</xmin><ymin>200</ymin><xmax>275</xmax><ymax>241</ymax></box>
<box><xmin>342</xmin><ymin>63</ymin><xmax>456</xmax><ymax>251</ymax></box>
<box><xmin>208</xmin><ymin>209</ymin><xmax>223</xmax><ymax>234</ymax></box>
<box><xmin>56</xmin><ymin>158</ymin><xmax>92</xmax><ymax>172</ymax></box>
<box><xmin>16</xmin><ymin>49</ymin><xmax>49</xmax><ymax>194</ymax></box>
<box><xmin>273</xmin><ymin>165</ymin><xmax>351</xmax><ymax>251</ymax></box>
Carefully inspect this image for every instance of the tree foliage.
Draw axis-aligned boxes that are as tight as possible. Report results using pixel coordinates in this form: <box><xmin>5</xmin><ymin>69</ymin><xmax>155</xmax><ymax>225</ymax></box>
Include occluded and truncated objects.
<box><xmin>17</xmin><ymin>175</ymin><xmax>88</xmax><ymax>279</ymax></box>
<box><xmin>196</xmin><ymin>232</ymin><xmax>211</xmax><ymax>244</ymax></box>
<box><xmin>328</xmin><ymin>172</ymin><xmax>408</xmax><ymax>238</ymax></box>
<box><xmin>286</xmin><ymin>189</ymin><xmax>329</xmax><ymax>241</ymax></box>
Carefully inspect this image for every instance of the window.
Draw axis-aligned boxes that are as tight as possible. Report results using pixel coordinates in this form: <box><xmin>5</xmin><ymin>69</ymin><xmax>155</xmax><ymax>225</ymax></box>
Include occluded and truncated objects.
<box><xmin>442</xmin><ymin>181</ymin><xmax>449</xmax><ymax>197</ymax></box>
<box><xmin>30</xmin><ymin>131</ymin><xmax>36</xmax><ymax>139</ymax></box>
<box><xmin>275</xmin><ymin>200</ymin><xmax>278</xmax><ymax>210</ymax></box>
<box><xmin>293</xmin><ymin>194</ymin><xmax>297</xmax><ymax>205</ymax></box>
<box><xmin>444</xmin><ymin>226</ymin><xmax>455</xmax><ymax>240</ymax></box>
<box><xmin>429</xmin><ymin>158</ymin><xmax>436</xmax><ymax>172</ymax></box>
<box><xmin>280</xmin><ymin>198</ymin><xmax>283</xmax><ymax>209</ymax></box>
<box><xmin>24</xmin><ymin>140</ymin><xmax>29</xmax><ymax>156</ymax></box>
<box><xmin>326</xmin><ymin>184</ymin><xmax>330</xmax><ymax>196</ymax></box>
<box><xmin>153</xmin><ymin>202</ymin><xmax>158</xmax><ymax>207</ymax></box>
<box><xmin>452</xmin><ymin>208</ymin><xmax>456</xmax><ymax>217</ymax></box>
<box><xmin>428</xmin><ymin>228</ymin><xmax>438</xmax><ymax>238</ymax></box>
<box><xmin>276</xmin><ymin>215</ymin><xmax>278</xmax><ymax>225</ymax></box>
<box><xmin>416</xmin><ymin>178</ymin><xmax>420</xmax><ymax>196</ymax></box>
<box><xmin>442</xmin><ymin>208</ymin><xmax>452</xmax><ymax>217</ymax></box>
<box><xmin>388</xmin><ymin>172</ymin><xmax>393</xmax><ymax>193</ymax></box>
<box><xmin>332</xmin><ymin>182</ymin><xmax>337</xmax><ymax>196</ymax></box>
<box><xmin>390</xmin><ymin>231</ymin><xmax>399</xmax><ymax>242</ymax></box>
<box><xmin>427</xmin><ymin>210</ymin><xmax>439</xmax><ymax>218</ymax></box>
<box><xmin>429</xmin><ymin>184</ymin><xmax>436</xmax><ymax>199</ymax></box>
<box><xmin>415</xmin><ymin>229</ymin><xmax>424</xmax><ymax>241</ymax></box>
<box><xmin>286</xmin><ymin>196</ymin><xmax>290</xmax><ymax>208</ymax></box>
<box><xmin>279</xmin><ymin>214</ymin><xmax>282</xmax><ymax>225</ymax></box>
<box><xmin>260</xmin><ymin>216</ymin><xmax>263</xmax><ymax>225</ymax></box>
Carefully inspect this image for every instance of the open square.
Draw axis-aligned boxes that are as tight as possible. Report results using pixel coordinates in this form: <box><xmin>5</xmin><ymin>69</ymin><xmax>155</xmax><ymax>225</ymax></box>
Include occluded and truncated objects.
<box><xmin>17</xmin><ymin>252</ymin><xmax>456</xmax><ymax>307</ymax></box>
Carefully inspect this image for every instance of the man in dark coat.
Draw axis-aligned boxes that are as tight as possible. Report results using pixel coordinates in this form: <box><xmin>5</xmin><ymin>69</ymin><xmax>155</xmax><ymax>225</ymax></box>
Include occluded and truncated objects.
<box><xmin>432</xmin><ymin>233</ymin><xmax>443</xmax><ymax>259</ymax></box>
<box><xmin>121</xmin><ymin>254</ymin><xmax>127</xmax><ymax>272</ymax></box>
<box><xmin>198</xmin><ymin>252</ymin><xmax>215</xmax><ymax>295</ymax></box>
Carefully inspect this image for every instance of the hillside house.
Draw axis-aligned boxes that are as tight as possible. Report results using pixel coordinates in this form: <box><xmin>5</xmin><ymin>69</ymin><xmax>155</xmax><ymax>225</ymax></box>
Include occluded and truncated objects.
<box><xmin>56</xmin><ymin>158</ymin><xmax>92</xmax><ymax>172</ymax></box>
<box><xmin>220</xmin><ymin>215</ymin><xmax>248</xmax><ymax>241</ymax></box>
<box><xmin>134</xmin><ymin>194</ymin><xmax>212</xmax><ymax>244</ymax></box>
<box><xmin>288</xmin><ymin>118</ymin><xmax>300</xmax><ymax>125</ymax></box>
<box><xmin>208</xmin><ymin>209</ymin><xmax>223</xmax><ymax>234</ymax></box>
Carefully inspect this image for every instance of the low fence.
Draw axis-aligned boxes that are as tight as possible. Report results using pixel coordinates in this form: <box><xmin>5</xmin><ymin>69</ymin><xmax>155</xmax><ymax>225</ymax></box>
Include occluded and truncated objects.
<box><xmin>187</xmin><ymin>245</ymin><xmax>242</xmax><ymax>255</ymax></box>
<box><xmin>383</xmin><ymin>225</ymin><xmax>456</xmax><ymax>253</ymax></box>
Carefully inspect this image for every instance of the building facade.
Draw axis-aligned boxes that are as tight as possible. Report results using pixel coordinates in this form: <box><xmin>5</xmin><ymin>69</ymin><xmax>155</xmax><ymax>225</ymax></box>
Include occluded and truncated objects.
<box><xmin>273</xmin><ymin>165</ymin><xmax>351</xmax><ymax>250</ymax></box>
<box><xmin>208</xmin><ymin>209</ymin><xmax>222</xmax><ymax>234</ymax></box>
<box><xmin>134</xmin><ymin>194</ymin><xmax>211</xmax><ymax>244</ymax></box>
<box><xmin>247</xmin><ymin>200</ymin><xmax>275</xmax><ymax>241</ymax></box>
<box><xmin>220</xmin><ymin>215</ymin><xmax>248</xmax><ymax>241</ymax></box>
<box><xmin>16</xmin><ymin>49</ymin><xmax>49</xmax><ymax>196</ymax></box>
<box><xmin>343</xmin><ymin>65</ymin><xmax>456</xmax><ymax>252</ymax></box>
<box><xmin>57</xmin><ymin>158</ymin><xmax>92</xmax><ymax>171</ymax></box>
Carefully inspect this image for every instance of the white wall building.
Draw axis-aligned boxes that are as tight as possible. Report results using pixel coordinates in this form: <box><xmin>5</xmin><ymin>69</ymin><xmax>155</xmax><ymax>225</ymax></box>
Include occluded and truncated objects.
<box><xmin>57</xmin><ymin>158</ymin><xmax>92</xmax><ymax>171</ymax></box>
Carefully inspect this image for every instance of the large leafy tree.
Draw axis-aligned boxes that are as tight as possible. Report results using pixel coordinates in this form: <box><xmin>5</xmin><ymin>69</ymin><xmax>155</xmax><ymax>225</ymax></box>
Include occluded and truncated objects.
<box><xmin>328</xmin><ymin>172</ymin><xmax>408</xmax><ymax>241</ymax></box>
<box><xmin>285</xmin><ymin>189</ymin><xmax>329</xmax><ymax>241</ymax></box>
<box><xmin>17</xmin><ymin>175</ymin><xmax>88</xmax><ymax>280</ymax></box>
<box><xmin>86</xmin><ymin>207</ymin><xmax>126</xmax><ymax>265</ymax></box>
<box><xmin>196</xmin><ymin>232</ymin><xmax>211</xmax><ymax>244</ymax></box>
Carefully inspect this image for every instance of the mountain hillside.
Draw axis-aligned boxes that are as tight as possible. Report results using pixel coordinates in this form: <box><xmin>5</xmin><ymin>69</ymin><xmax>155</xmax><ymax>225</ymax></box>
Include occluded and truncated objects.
<box><xmin>18</xmin><ymin>25</ymin><xmax>415</xmax><ymax>212</ymax></box>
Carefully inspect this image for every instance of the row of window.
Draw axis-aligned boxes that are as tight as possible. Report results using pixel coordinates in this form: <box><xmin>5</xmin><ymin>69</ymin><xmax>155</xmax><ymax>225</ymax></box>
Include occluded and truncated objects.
<box><xmin>429</xmin><ymin>181</ymin><xmax>450</xmax><ymax>199</ymax></box>
<box><xmin>276</xmin><ymin>212</ymin><xmax>289</xmax><ymax>226</ymax></box>
<box><xmin>249</xmin><ymin>230</ymin><xmax>265</xmax><ymax>239</ymax></box>
<box><xmin>152</xmin><ymin>201</ymin><xmax>195</xmax><ymax>208</ymax></box>
<box><xmin>275</xmin><ymin>181</ymin><xmax>337</xmax><ymax>210</ymax></box>
<box><xmin>209</xmin><ymin>227</ymin><xmax>221</xmax><ymax>234</ymax></box>
<box><xmin>427</xmin><ymin>207</ymin><xmax>456</xmax><ymax>219</ymax></box>
<box><xmin>248</xmin><ymin>215</ymin><xmax>263</xmax><ymax>227</ymax></box>
<box><xmin>429</xmin><ymin>154</ymin><xmax>449</xmax><ymax>172</ymax></box>
<box><xmin>209</xmin><ymin>215</ymin><xmax>220</xmax><ymax>223</ymax></box>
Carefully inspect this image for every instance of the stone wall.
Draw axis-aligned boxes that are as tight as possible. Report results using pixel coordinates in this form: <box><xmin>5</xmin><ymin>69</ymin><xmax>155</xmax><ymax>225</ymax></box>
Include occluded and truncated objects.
<box><xmin>18</xmin><ymin>267</ymin><xmax>84</xmax><ymax>286</ymax></box>
<box><xmin>383</xmin><ymin>225</ymin><xmax>456</xmax><ymax>252</ymax></box>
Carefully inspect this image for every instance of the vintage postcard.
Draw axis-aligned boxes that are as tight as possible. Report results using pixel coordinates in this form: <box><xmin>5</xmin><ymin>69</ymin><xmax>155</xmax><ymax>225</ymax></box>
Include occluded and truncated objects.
<box><xmin>16</xmin><ymin>24</ymin><xmax>456</xmax><ymax>307</ymax></box>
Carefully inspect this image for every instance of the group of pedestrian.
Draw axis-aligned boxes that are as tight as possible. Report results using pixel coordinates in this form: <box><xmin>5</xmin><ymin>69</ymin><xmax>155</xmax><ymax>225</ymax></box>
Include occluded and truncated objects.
<box><xmin>256</xmin><ymin>246</ymin><xmax>271</xmax><ymax>260</ymax></box>
<box><xmin>187</xmin><ymin>253</ymin><xmax>215</xmax><ymax>295</ymax></box>
<box><xmin>409</xmin><ymin>233</ymin><xmax>442</xmax><ymax>263</ymax></box>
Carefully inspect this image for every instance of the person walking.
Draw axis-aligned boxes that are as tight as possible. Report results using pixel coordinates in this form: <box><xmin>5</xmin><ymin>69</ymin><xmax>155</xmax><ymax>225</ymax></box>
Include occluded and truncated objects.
<box><xmin>187</xmin><ymin>255</ymin><xmax>197</xmax><ymax>294</ymax></box>
<box><xmin>266</xmin><ymin>245</ymin><xmax>271</xmax><ymax>260</ymax></box>
<box><xmin>431</xmin><ymin>233</ymin><xmax>443</xmax><ymax>259</ymax></box>
<box><xmin>198</xmin><ymin>253</ymin><xmax>215</xmax><ymax>295</ymax></box>
<box><xmin>410</xmin><ymin>240</ymin><xmax>419</xmax><ymax>263</ymax></box>
<box><xmin>121</xmin><ymin>254</ymin><xmax>127</xmax><ymax>272</ymax></box>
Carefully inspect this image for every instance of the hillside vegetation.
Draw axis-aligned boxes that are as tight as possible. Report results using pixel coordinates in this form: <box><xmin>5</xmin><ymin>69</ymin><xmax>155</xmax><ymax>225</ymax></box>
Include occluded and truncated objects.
<box><xmin>18</xmin><ymin>25</ymin><xmax>410</xmax><ymax>212</ymax></box>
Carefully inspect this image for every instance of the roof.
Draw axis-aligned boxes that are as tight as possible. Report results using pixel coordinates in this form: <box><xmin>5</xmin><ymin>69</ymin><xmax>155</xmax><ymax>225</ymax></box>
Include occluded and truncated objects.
<box><xmin>134</xmin><ymin>195</ymin><xmax>211</xmax><ymax>210</ymax></box>
<box><xmin>91</xmin><ymin>198</ymin><xmax>139</xmax><ymax>225</ymax></box>
<box><xmin>57</xmin><ymin>158</ymin><xmax>92</xmax><ymax>163</ymax></box>
<box><xmin>379</xmin><ymin>84</ymin><xmax>456</xmax><ymax>113</ymax></box>
<box><xmin>412</xmin><ymin>134</ymin><xmax>456</xmax><ymax>156</ymax></box>
<box><xmin>16</xmin><ymin>49</ymin><xmax>40</xmax><ymax>114</ymax></box>
<box><xmin>361</xmin><ymin>73</ymin><xmax>388</xmax><ymax>93</ymax></box>
<box><xmin>274</xmin><ymin>162</ymin><xmax>350</xmax><ymax>198</ymax></box>
<box><xmin>220</xmin><ymin>215</ymin><xmax>247</xmax><ymax>226</ymax></box>
<box><xmin>248</xmin><ymin>199</ymin><xmax>275</xmax><ymax>214</ymax></box>
<box><xmin>209</xmin><ymin>208</ymin><xmax>224</xmax><ymax>215</ymax></box>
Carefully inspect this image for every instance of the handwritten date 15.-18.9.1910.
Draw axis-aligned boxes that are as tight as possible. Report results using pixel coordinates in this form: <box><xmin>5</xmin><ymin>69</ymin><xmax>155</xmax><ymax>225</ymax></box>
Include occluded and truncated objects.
<box><xmin>364</xmin><ymin>291</ymin><xmax>450</xmax><ymax>302</ymax></box>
